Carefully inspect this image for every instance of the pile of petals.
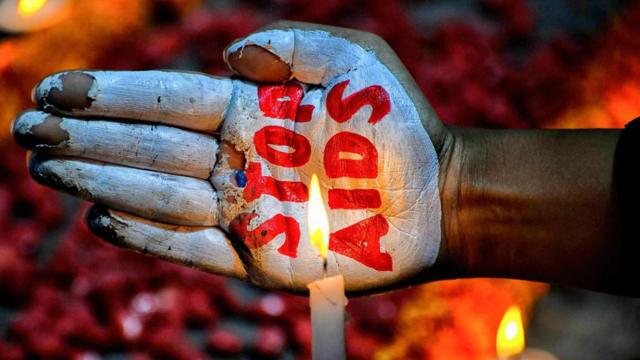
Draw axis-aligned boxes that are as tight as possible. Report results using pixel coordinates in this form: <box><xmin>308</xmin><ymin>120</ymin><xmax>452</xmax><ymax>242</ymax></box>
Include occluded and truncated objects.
<box><xmin>2</xmin><ymin>0</ymin><xmax>636</xmax><ymax>358</ymax></box>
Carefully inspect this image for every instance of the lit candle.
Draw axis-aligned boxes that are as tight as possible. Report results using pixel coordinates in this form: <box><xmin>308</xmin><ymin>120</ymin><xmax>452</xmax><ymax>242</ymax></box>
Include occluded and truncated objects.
<box><xmin>0</xmin><ymin>0</ymin><xmax>69</xmax><ymax>34</ymax></box>
<box><xmin>495</xmin><ymin>305</ymin><xmax>558</xmax><ymax>360</ymax></box>
<box><xmin>307</xmin><ymin>174</ymin><xmax>347</xmax><ymax>360</ymax></box>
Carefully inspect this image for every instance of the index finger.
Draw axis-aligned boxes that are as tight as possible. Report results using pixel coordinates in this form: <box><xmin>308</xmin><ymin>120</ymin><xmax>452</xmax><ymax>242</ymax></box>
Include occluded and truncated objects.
<box><xmin>35</xmin><ymin>70</ymin><xmax>233</xmax><ymax>132</ymax></box>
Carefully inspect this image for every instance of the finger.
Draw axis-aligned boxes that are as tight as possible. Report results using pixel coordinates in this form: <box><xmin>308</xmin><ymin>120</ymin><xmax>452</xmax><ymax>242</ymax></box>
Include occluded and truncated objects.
<box><xmin>224</xmin><ymin>21</ymin><xmax>391</xmax><ymax>85</ymax></box>
<box><xmin>29</xmin><ymin>153</ymin><xmax>218</xmax><ymax>226</ymax></box>
<box><xmin>34</xmin><ymin>70</ymin><xmax>233</xmax><ymax>132</ymax></box>
<box><xmin>13</xmin><ymin>110</ymin><xmax>217</xmax><ymax>179</ymax></box>
<box><xmin>86</xmin><ymin>206</ymin><xmax>247</xmax><ymax>280</ymax></box>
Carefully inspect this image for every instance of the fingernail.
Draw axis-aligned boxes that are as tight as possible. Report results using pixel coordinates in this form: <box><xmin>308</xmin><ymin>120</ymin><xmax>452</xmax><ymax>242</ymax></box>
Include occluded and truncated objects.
<box><xmin>226</xmin><ymin>45</ymin><xmax>291</xmax><ymax>83</ymax></box>
<box><xmin>28</xmin><ymin>153</ymin><xmax>89</xmax><ymax>198</ymax></box>
<box><xmin>38</xmin><ymin>71</ymin><xmax>95</xmax><ymax>111</ymax></box>
<box><xmin>13</xmin><ymin>112</ymin><xmax>69</xmax><ymax>148</ymax></box>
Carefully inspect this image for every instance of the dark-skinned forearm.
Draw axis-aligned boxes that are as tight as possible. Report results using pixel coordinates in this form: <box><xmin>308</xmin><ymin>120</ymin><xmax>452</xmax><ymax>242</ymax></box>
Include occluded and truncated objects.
<box><xmin>439</xmin><ymin>126</ymin><xmax>631</xmax><ymax>295</ymax></box>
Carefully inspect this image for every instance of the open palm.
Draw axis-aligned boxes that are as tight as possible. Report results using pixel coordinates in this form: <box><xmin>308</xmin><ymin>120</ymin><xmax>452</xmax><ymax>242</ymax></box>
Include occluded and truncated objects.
<box><xmin>13</xmin><ymin>22</ymin><xmax>449</xmax><ymax>294</ymax></box>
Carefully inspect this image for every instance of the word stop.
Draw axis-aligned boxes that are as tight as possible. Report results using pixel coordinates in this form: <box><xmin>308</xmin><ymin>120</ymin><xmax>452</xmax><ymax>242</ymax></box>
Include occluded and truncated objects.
<box><xmin>231</xmin><ymin>81</ymin><xmax>394</xmax><ymax>271</ymax></box>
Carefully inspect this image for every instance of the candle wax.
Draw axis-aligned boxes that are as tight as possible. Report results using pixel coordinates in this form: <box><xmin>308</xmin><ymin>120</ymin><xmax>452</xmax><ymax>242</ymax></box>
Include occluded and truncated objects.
<box><xmin>308</xmin><ymin>274</ymin><xmax>347</xmax><ymax>360</ymax></box>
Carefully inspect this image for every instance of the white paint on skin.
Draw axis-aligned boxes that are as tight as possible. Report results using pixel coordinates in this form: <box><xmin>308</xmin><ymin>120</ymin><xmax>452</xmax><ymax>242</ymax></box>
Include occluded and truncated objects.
<box><xmin>24</xmin><ymin>29</ymin><xmax>442</xmax><ymax>294</ymax></box>
<box><xmin>36</xmin><ymin>73</ymin><xmax>63</xmax><ymax>97</ymax></box>
<box><xmin>30</xmin><ymin>156</ymin><xmax>218</xmax><ymax>226</ymax></box>
<box><xmin>216</xmin><ymin>30</ymin><xmax>441</xmax><ymax>292</ymax></box>
<box><xmin>290</xmin><ymin>30</ymin><xmax>369</xmax><ymax>85</ymax></box>
<box><xmin>36</xmin><ymin>71</ymin><xmax>233</xmax><ymax>132</ymax></box>
<box><xmin>95</xmin><ymin>208</ymin><xmax>247</xmax><ymax>279</ymax></box>
<box><xmin>14</xmin><ymin>111</ymin><xmax>218</xmax><ymax>179</ymax></box>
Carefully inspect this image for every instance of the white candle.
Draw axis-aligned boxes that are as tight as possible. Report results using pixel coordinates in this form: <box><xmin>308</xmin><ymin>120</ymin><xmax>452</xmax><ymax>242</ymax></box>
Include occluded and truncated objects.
<box><xmin>308</xmin><ymin>274</ymin><xmax>347</xmax><ymax>360</ymax></box>
<box><xmin>307</xmin><ymin>174</ymin><xmax>347</xmax><ymax>360</ymax></box>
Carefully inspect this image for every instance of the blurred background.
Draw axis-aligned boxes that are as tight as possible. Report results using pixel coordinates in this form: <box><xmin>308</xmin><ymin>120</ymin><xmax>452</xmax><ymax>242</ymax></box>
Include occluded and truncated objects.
<box><xmin>1</xmin><ymin>0</ymin><xmax>640</xmax><ymax>359</ymax></box>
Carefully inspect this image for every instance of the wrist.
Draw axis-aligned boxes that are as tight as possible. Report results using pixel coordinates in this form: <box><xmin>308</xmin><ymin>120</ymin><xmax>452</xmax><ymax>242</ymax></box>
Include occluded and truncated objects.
<box><xmin>437</xmin><ymin>127</ymin><xmax>624</xmax><ymax>294</ymax></box>
<box><xmin>435</xmin><ymin>126</ymin><xmax>487</xmax><ymax>279</ymax></box>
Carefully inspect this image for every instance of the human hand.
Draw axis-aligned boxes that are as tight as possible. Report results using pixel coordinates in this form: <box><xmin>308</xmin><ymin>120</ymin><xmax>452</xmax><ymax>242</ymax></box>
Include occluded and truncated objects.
<box><xmin>12</xmin><ymin>21</ymin><xmax>453</xmax><ymax>294</ymax></box>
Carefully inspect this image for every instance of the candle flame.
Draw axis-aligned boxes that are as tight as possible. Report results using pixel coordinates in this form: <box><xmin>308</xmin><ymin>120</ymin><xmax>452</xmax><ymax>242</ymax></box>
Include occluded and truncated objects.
<box><xmin>307</xmin><ymin>174</ymin><xmax>330</xmax><ymax>259</ymax></box>
<box><xmin>18</xmin><ymin>0</ymin><xmax>48</xmax><ymax>17</ymax></box>
<box><xmin>496</xmin><ymin>305</ymin><xmax>525</xmax><ymax>357</ymax></box>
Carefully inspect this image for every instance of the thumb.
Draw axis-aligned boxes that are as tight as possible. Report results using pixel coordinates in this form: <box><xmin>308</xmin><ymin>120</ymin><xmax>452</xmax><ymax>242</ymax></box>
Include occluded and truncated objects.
<box><xmin>224</xmin><ymin>21</ymin><xmax>450</xmax><ymax>154</ymax></box>
<box><xmin>224</xmin><ymin>21</ymin><xmax>379</xmax><ymax>85</ymax></box>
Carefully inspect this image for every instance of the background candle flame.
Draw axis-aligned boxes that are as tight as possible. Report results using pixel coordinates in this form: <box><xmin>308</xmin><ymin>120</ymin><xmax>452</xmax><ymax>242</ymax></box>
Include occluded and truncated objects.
<box><xmin>496</xmin><ymin>305</ymin><xmax>525</xmax><ymax>357</ymax></box>
<box><xmin>18</xmin><ymin>0</ymin><xmax>48</xmax><ymax>17</ymax></box>
<box><xmin>307</xmin><ymin>174</ymin><xmax>330</xmax><ymax>260</ymax></box>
